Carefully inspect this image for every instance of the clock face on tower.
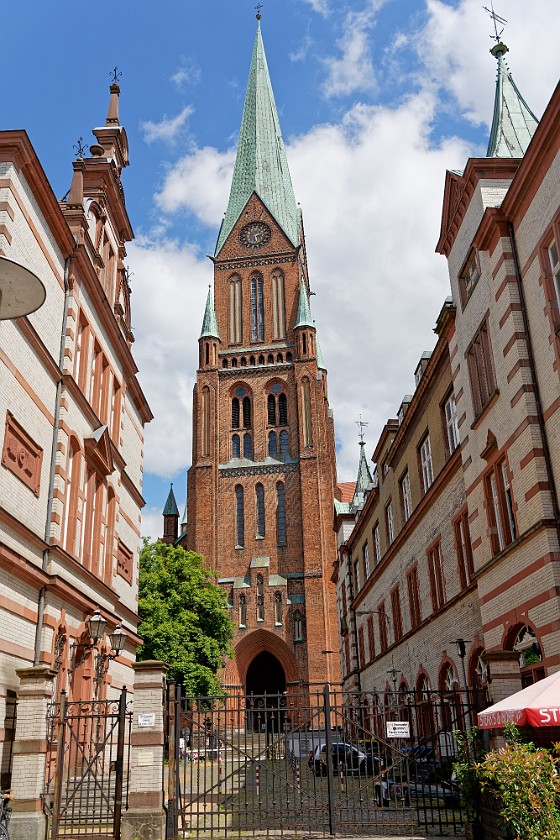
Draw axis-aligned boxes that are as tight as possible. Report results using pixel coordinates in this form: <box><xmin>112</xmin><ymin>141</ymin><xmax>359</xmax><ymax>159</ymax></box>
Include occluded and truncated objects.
<box><xmin>239</xmin><ymin>221</ymin><xmax>271</xmax><ymax>249</ymax></box>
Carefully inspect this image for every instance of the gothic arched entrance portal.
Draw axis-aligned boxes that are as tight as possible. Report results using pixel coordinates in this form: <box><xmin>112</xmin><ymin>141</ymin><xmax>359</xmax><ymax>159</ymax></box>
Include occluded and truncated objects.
<box><xmin>245</xmin><ymin>651</ymin><xmax>286</xmax><ymax>733</ymax></box>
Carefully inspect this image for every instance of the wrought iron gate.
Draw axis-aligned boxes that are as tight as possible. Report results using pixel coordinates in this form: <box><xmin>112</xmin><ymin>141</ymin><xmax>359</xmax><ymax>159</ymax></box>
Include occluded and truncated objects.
<box><xmin>166</xmin><ymin>684</ymin><xmax>486</xmax><ymax>838</ymax></box>
<box><xmin>44</xmin><ymin>688</ymin><xmax>131</xmax><ymax>840</ymax></box>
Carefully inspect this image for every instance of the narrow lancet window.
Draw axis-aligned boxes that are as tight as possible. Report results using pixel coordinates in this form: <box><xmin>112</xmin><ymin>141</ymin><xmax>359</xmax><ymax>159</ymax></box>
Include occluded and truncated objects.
<box><xmin>256</xmin><ymin>484</ymin><xmax>265</xmax><ymax>537</ymax></box>
<box><xmin>235</xmin><ymin>485</ymin><xmax>244</xmax><ymax>548</ymax></box>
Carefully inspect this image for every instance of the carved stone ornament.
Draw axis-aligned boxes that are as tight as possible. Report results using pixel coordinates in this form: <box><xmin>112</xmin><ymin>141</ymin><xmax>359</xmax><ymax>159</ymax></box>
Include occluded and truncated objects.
<box><xmin>1</xmin><ymin>412</ymin><xmax>43</xmax><ymax>496</ymax></box>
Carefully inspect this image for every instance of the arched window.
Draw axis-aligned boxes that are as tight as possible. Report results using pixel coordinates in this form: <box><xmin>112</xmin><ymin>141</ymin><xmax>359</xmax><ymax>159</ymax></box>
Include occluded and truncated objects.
<box><xmin>279</xmin><ymin>393</ymin><xmax>288</xmax><ymax>426</ymax></box>
<box><xmin>279</xmin><ymin>431</ymin><xmax>289</xmax><ymax>459</ymax></box>
<box><xmin>251</xmin><ymin>273</ymin><xmax>264</xmax><ymax>342</ymax></box>
<box><xmin>232</xmin><ymin>434</ymin><xmax>241</xmax><ymax>459</ymax></box>
<box><xmin>513</xmin><ymin>625</ymin><xmax>542</xmax><ymax>669</ymax></box>
<box><xmin>239</xmin><ymin>594</ymin><xmax>247</xmax><ymax>627</ymax></box>
<box><xmin>267</xmin><ymin>395</ymin><xmax>276</xmax><ymax>425</ymax></box>
<box><xmin>201</xmin><ymin>386</ymin><xmax>210</xmax><ymax>456</ymax></box>
<box><xmin>243</xmin><ymin>396</ymin><xmax>252</xmax><ymax>428</ymax></box>
<box><xmin>250</xmin><ymin>356</ymin><xmax>255</xmax><ymax>366</ymax></box>
<box><xmin>268</xmin><ymin>431</ymin><xmax>278</xmax><ymax>458</ymax></box>
<box><xmin>240</xmin><ymin>357</ymin><xmax>247</xmax><ymax>367</ymax></box>
<box><xmin>230</xmin><ymin>275</ymin><xmax>242</xmax><ymax>344</ymax></box>
<box><xmin>63</xmin><ymin>439</ymin><xmax>81</xmax><ymax>555</ymax></box>
<box><xmin>277</xmin><ymin>482</ymin><xmax>287</xmax><ymax>545</ymax></box>
<box><xmin>235</xmin><ymin>486</ymin><xmax>244</xmax><ymax>548</ymax></box>
<box><xmin>274</xmin><ymin>592</ymin><xmax>282</xmax><ymax>626</ymax></box>
<box><xmin>222</xmin><ymin>359</ymin><xmax>228</xmax><ymax>369</ymax></box>
<box><xmin>231</xmin><ymin>358</ymin><xmax>238</xmax><ymax>368</ymax></box>
<box><xmin>232</xmin><ymin>397</ymin><xmax>240</xmax><ymax>429</ymax></box>
<box><xmin>256</xmin><ymin>484</ymin><xmax>265</xmax><ymax>537</ymax></box>
<box><xmin>205</xmin><ymin>343</ymin><xmax>210</xmax><ymax>365</ymax></box>
<box><xmin>272</xmin><ymin>270</ymin><xmax>286</xmax><ymax>339</ymax></box>
<box><xmin>258</xmin><ymin>354</ymin><xmax>265</xmax><ymax>365</ymax></box>
<box><xmin>302</xmin><ymin>378</ymin><xmax>313</xmax><ymax>447</ymax></box>
<box><xmin>302</xmin><ymin>333</ymin><xmax>308</xmax><ymax>356</ymax></box>
<box><xmin>257</xmin><ymin>574</ymin><xmax>264</xmax><ymax>621</ymax></box>
<box><xmin>277</xmin><ymin>353</ymin><xmax>283</xmax><ymax>363</ymax></box>
<box><xmin>286</xmin><ymin>352</ymin><xmax>293</xmax><ymax>363</ymax></box>
<box><xmin>243</xmin><ymin>433</ymin><xmax>252</xmax><ymax>460</ymax></box>
<box><xmin>267</xmin><ymin>354</ymin><xmax>274</xmax><ymax>364</ymax></box>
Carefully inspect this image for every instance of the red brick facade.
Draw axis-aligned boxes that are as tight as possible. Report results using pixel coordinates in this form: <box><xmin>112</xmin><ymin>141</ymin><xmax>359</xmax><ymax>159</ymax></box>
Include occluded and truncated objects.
<box><xmin>187</xmin><ymin>191</ymin><xmax>341</xmax><ymax>695</ymax></box>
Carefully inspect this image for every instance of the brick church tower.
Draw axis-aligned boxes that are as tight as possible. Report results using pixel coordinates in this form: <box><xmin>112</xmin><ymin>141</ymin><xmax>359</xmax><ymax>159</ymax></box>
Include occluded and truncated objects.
<box><xmin>186</xmin><ymin>20</ymin><xmax>341</xmax><ymax>697</ymax></box>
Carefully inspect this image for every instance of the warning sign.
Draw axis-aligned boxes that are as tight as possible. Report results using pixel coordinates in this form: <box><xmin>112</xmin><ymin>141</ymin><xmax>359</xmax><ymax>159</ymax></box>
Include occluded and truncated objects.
<box><xmin>386</xmin><ymin>721</ymin><xmax>410</xmax><ymax>739</ymax></box>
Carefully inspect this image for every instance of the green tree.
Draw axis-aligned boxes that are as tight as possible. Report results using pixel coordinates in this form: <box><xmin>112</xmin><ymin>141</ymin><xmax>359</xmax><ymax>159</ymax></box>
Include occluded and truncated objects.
<box><xmin>137</xmin><ymin>540</ymin><xmax>233</xmax><ymax>696</ymax></box>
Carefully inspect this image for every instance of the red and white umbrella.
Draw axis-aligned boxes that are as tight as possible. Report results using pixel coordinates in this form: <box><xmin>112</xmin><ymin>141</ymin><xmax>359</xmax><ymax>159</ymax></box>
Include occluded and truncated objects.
<box><xmin>477</xmin><ymin>670</ymin><xmax>560</xmax><ymax>729</ymax></box>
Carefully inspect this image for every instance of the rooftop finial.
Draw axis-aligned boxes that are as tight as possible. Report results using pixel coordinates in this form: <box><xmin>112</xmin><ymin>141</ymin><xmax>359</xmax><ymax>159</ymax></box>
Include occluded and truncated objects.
<box><xmin>111</xmin><ymin>66</ymin><xmax>122</xmax><ymax>85</ymax></box>
<box><xmin>355</xmin><ymin>416</ymin><xmax>368</xmax><ymax>446</ymax></box>
<box><xmin>483</xmin><ymin>2</ymin><xmax>507</xmax><ymax>43</ymax></box>
<box><xmin>255</xmin><ymin>3</ymin><xmax>263</xmax><ymax>20</ymax></box>
<box><xmin>73</xmin><ymin>137</ymin><xmax>89</xmax><ymax>159</ymax></box>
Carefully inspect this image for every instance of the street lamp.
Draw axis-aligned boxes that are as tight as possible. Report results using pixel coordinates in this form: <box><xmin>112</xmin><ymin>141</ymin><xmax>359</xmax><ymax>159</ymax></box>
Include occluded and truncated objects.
<box><xmin>70</xmin><ymin>609</ymin><xmax>126</xmax><ymax>697</ymax></box>
<box><xmin>455</xmin><ymin>638</ymin><xmax>473</xmax><ymax>730</ymax></box>
<box><xmin>0</xmin><ymin>255</ymin><xmax>46</xmax><ymax>319</ymax></box>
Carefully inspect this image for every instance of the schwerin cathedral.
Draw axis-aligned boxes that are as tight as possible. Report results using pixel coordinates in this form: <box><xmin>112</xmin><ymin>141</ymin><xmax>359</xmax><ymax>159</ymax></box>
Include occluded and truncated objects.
<box><xmin>170</xmin><ymin>19</ymin><xmax>343</xmax><ymax>697</ymax></box>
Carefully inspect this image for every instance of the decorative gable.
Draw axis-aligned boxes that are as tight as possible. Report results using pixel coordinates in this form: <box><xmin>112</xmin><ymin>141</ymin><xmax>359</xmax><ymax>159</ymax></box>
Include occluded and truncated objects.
<box><xmin>84</xmin><ymin>425</ymin><xmax>114</xmax><ymax>477</ymax></box>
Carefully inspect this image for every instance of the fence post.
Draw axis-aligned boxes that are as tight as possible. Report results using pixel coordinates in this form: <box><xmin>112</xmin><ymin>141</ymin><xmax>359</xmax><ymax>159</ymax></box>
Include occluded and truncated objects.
<box><xmin>9</xmin><ymin>665</ymin><xmax>56</xmax><ymax>840</ymax></box>
<box><xmin>122</xmin><ymin>661</ymin><xmax>168</xmax><ymax>840</ymax></box>
<box><xmin>322</xmin><ymin>685</ymin><xmax>336</xmax><ymax>836</ymax></box>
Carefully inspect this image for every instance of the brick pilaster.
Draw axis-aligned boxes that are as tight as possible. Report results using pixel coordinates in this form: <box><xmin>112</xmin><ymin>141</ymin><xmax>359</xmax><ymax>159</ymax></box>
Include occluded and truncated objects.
<box><xmin>122</xmin><ymin>660</ymin><xmax>168</xmax><ymax>840</ymax></box>
<box><xmin>9</xmin><ymin>666</ymin><xmax>56</xmax><ymax>840</ymax></box>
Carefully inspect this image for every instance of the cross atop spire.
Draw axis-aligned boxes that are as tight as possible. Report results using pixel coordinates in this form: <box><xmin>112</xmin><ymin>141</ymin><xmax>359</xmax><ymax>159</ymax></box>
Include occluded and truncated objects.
<box><xmin>483</xmin><ymin>2</ymin><xmax>507</xmax><ymax>43</ymax></box>
<box><xmin>215</xmin><ymin>22</ymin><xmax>299</xmax><ymax>256</ymax></box>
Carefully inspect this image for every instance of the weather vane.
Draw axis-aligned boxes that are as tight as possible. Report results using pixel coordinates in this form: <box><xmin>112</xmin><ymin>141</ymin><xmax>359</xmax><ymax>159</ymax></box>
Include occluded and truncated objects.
<box><xmin>255</xmin><ymin>3</ymin><xmax>263</xmax><ymax>20</ymax></box>
<box><xmin>73</xmin><ymin>137</ymin><xmax>88</xmax><ymax>158</ymax></box>
<box><xmin>355</xmin><ymin>416</ymin><xmax>368</xmax><ymax>444</ymax></box>
<box><xmin>111</xmin><ymin>66</ymin><xmax>122</xmax><ymax>84</ymax></box>
<box><xmin>483</xmin><ymin>2</ymin><xmax>507</xmax><ymax>42</ymax></box>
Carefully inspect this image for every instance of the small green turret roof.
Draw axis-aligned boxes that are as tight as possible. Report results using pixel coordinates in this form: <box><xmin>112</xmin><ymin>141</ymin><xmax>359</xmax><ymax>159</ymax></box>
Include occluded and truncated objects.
<box><xmin>487</xmin><ymin>43</ymin><xmax>539</xmax><ymax>158</ymax></box>
<box><xmin>350</xmin><ymin>441</ymin><xmax>374</xmax><ymax>514</ymax></box>
<box><xmin>314</xmin><ymin>321</ymin><xmax>327</xmax><ymax>370</ymax></box>
<box><xmin>215</xmin><ymin>22</ymin><xmax>299</xmax><ymax>256</ymax></box>
<box><xmin>294</xmin><ymin>280</ymin><xmax>314</xmax><ymax>329</ymax></box>
<box><xmin>163</xmin><ymin>483</ymin><xmax>179</xmax><ymax>517</ymax></box>
<box><xmin>199</xmin><ymin>285</ymin><xmax>220</xmax><ymax>340</ymax></box>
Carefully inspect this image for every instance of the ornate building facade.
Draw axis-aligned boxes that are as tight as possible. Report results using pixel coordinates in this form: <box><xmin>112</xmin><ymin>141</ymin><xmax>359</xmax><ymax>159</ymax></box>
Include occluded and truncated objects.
<box><xmin>0</xmin><ymin>80</ymin><xmax>151</xmax><ymax>788</ymax></box>
<box><xmin>185</xmin><ymin>22</ymin><xmax>340</xmax><ymax>696</ymax></box>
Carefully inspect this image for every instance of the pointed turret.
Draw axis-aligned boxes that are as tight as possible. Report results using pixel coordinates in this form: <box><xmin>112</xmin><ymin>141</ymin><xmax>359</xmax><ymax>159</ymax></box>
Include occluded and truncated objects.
<box><xmin>180</xmin><ymin>497</ymin><xmax>188</xmax><ymax>536</ymax></box>
<box><xmin>487</xmin><ymin>43</ymin><xmax>539</xmax><ymax>158</ymax></box>
<box><xmin>93</xmin><ymin>71</ymin><xmax>129</xmax><ymax>174</ymax></box>
<box><xmin>215</xmin><ymin>21</ymin><xmax>299</xmax><ymax>256</ymax></box>
<box><xmin>294</xmin><ymin>280</ymin><xmax>314</xmax><ymax>329</ymax></box>
<box><xmin>199</xmin><ymin>285</ymin><xmax>220</xmax><ymax>339</ymax></box>
<box><xmin>162</xmin><ymin>483</ymin><xmax>179</xmax><ymax>544</ymax></box>
<box><xmin>350</xmin><ymin>439</ymin><xmax>374</xmax><ymax>514</ymax></box>
<box><xmin>314</xmin><ymin>322</ymin><xmax>327</xmax><ymax>371</ymax></box>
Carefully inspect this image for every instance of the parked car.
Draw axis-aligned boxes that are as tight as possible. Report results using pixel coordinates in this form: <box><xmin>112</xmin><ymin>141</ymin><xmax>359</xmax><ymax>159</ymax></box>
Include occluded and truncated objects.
<box><xmin>408</xmin><ymin>777</ymin><xmax>460</xmax><ymax>807</ymax></box>
<box><xmin>308</xmin><ymin>742</ymin><xmax>375</xmax><ymax>776</ymax></box>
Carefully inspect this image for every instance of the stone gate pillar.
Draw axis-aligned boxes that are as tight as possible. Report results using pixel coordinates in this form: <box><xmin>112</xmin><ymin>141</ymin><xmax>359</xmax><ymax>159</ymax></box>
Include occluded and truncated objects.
<box><xmin>9</xmin><ymin>665</ymin><xmax>56</xmax><ymax>840</ymax></box>
<box><xmin>122</xmin><ymin>660</ymin><xmax>168</xmax><ymax>840</ymax></box>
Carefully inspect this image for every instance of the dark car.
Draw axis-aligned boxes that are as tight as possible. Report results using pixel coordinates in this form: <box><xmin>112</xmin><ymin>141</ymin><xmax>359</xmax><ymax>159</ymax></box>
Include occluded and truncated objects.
<box><xmin>308</xmin><ymin>742</ymin><xmax>373</xmax><ymax>776</ymax></box>
<box><xmin>374</xmin><ymin>773</ymin><xmax>410</xmax><ymax>807</ymax></box>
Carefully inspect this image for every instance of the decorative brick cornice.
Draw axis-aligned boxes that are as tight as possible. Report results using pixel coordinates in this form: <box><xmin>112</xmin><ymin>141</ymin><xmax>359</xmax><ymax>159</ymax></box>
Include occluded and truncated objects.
<box><xmin>215</xmin><ymin>253</ymin><xmax>297</xmax><ymax>271</ymax></box>
<box><xmin>220</xmin><ymin>462</ymin><xmax>298</xmax><ymax>478</ymax></box>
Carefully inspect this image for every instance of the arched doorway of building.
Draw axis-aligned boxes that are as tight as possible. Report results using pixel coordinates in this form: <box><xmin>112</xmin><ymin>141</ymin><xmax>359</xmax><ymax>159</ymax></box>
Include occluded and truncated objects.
<box><xmin>245</xmin><ymin>651</ymin><xmax>286</xmax><ymax>733</ymax></box>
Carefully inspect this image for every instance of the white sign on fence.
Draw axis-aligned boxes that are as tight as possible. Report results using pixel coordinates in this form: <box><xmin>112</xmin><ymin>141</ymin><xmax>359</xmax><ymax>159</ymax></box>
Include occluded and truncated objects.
<box><xmin>386</xmin><ymin>720</ymin><xmax>410</xmax><ymax>739</ymax></box>
<box><xmin>138</xmin><ymin>713</ymin><xmax>156</xmax><ymax>727</ymax></box>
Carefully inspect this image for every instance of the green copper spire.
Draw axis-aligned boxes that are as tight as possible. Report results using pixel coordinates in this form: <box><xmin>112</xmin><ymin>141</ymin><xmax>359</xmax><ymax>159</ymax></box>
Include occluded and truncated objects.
<box><xmin>487</xmin><ymin>43</ymin><xmax>539</xmax><ymax>158</ymax></box>
<box><xmin>163</xmin><ymin>483</ymin><xmax>179</xmax><ymax>517</ymax></box>
<box><xmin>199</xmin><ymin>285</ymin><xmax>220</xmax><ymax>340</ymax></box>
<box><xmin>215</xmin><ymin>22</ymin><xmax>299</xmax><ymax>256</ymax></box>
<box><xmin>350</xmin><ymin>440</ymin><xmax>374</xmax><ymax>514</ymax></box>
<box><xmin>294</xmin><ymin>280</ymin><xmax>314</xmax><ymax>329</ymax></box>
<box><xmin>315</xmin><ymin>328</ymin><xmax>327</xmax><ymax>371</ymax></box>
<box><xmin>180</xmin><ymin>498</ymin><xmax>188</xmax><ymax>528</ymax></box>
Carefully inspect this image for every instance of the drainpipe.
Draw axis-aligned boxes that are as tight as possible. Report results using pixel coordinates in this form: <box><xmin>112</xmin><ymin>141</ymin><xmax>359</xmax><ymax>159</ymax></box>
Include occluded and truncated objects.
<box><xmin>508</xmin><ymin>221</ymin><xmax>560</xmax><ymax>543</ymax></box>
<box><xmin>34</xmin><ymin>255</ymin><xmax>71</xmax><ymax>665</ymax></box>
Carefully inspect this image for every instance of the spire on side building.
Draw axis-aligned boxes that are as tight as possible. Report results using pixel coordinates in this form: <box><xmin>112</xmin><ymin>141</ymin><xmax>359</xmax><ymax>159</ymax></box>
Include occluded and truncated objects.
<box><xmin>350</xmin><ymin>438</ymin><xmax>374</xmax><ymax>514</ymax></box>
<box><xmin>215</xmin><ymin>22</ymin><xmax>299</xmax><ymax>256</ymax></box>
<box><xmin>294</xmin><ymin>279</ymin><xmax>314</xmax><ymax>329</ymax></box>
<box><xmin>162</xmin><ymin>483</ymin><xmax>179</xmax><ymax>544</ymax></box>
<box><xmin>487</xmin><ymin>42</ymin><xmax>539</xmax><ymax>158</ymax></box>
<box><xmin>199</xmin><ymin>285</ymin><xmax>220</xmax><ymax>340</ymax></box>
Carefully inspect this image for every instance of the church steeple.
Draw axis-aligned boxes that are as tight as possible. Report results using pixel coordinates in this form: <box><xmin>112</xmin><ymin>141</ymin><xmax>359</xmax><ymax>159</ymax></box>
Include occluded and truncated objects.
<box><xmin>199</xmin><ymin>285</ymin><xmax>220</xmax><ymax>340</ymax></box>
<box><xmin>162</xmin><ymin>483</ymin><xmax>179</xmax><ymax>544</ymax></box>
<box><xmin>215</xmin><ymin>22</ymin><xmax>299</xmax><ymax>256</ymax></box>
<box><xmin>486</xmin><ymin>42</ymin><xmax>539</xmax><ymax>158</ymax></box>
<box><xmin>294</xmin><ymin>280</ymin><xmax>314</xmax><ymax>329</ymax></box>
<box><xmin>350</xmin><ymin>436</ymin><xmax>374</xmax><ymax>514</ymax></box>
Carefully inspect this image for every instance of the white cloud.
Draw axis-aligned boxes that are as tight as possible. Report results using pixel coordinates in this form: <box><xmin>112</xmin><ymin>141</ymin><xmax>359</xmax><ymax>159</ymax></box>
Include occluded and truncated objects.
<box><xmin>156</xmin><ymin>146</ymin><xmax>235</xmax><ymax>224</ymax></box>
<box><xmin>322</xmin><ymin>10</ymin><xmax>376</xmax><ymax>98</ymax></box>
<box><xmin>416</xmin><ymin>0</ymin><xmax>559</xmax><ymax>126</ymax></box>
<box><xmin>300</xmin><ymin>0</ymin><xmax>330</xmax><ymax>15</ymax></box>
<box><xmin>141</xmin><ymin>106</ymin><xmax>194</xmax><ymax>144</ymax></box>
<box><xmin>289</xmin><ymin>34</ymin><xmax>313</xmax><ymax>63</ymax></box>
<box><xmin>141</xmin><ymin>505</ymin><xmax>164</xmax><ymax>543</ymax></box>
<box><xmin>171</xmin><ymin>59</ymin><xmax>201</xmax><ymax>89</ymax></box>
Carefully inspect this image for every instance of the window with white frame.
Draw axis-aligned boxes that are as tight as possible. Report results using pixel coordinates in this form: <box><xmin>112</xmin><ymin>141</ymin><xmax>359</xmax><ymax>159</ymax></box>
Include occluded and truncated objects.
<box><xmin>419</xmin><ymin>435</ymin><xmax>434</xmax><ymax>492</ymax></box>
<box><xmin>400</xmin><ymin>471</ymin><xmax>412</xmax><ymax>522</ymax></box>
<box><xmin>386</xmin><ymin>502</ymin><xmax>394</xmax><ymax>545</ymax></box>
<box><xmin>363</xmin><ymin>543</ymin><xmax>370</xmax><ymax>580</ymax></box>
<box><xmin>373</xmin><ymin>524</ymin><xmax>381</xmax><ymax>565</ymax></box>
<box><xmin>486</xmin><ymin>458</ymin><xmax>517</xmax><ymax>555</ymax></box>
<box><xmin>548</xmin><ymin>240</ymin><xmax>560</xmax><ymax>306</ymax></box>
<box><xmin>444</xmin><ymin>392</ymin><xmax>460</xmax><ymax>453</ymax></box>
<box><xmin>461</xmin><ymin>251</ymin><xmax>481</xmax><ymax>301</ymax></box>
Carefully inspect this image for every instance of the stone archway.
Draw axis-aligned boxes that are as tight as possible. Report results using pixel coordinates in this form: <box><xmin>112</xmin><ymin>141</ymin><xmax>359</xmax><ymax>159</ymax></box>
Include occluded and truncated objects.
<box><xmin>246</xmin><ymin>650</ymin><xmax>286</xmax><ymax>696</ymax></box>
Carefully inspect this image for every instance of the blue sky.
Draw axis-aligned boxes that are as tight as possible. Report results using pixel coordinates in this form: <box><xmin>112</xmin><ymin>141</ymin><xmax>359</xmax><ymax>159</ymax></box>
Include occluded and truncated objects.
<box><xmin>3</xmin><ymin>0</ymin><xmax>559</xmax><ymax>540</ymax></box>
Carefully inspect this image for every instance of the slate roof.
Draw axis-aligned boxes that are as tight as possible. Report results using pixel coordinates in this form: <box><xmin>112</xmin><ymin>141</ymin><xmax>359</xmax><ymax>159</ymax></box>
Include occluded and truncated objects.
<box><xmin>487</xmin><ymin>43</ymin><xmax>539</xmax><ymax>158</ymax></box>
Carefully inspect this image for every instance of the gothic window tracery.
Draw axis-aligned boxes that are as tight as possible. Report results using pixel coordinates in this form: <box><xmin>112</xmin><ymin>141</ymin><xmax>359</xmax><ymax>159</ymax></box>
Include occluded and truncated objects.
<box><xmin>243</xmin><ymin>433</ymin><xmax>252</xmax><ymax>460</ymax></box>
<box><xmin>268</xmin><ymin>431</ymin><xmax>278</xmax><ymax>458</ymax></box>
<box><xmin>232</xmin><ymin>434</ymin><xmax>241</xmax><ymax>459</ymax></box>
<box><xmin>235</xmin><ymin>485</ymin><xmax>244</xmax><ymax>548</ymax></box>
